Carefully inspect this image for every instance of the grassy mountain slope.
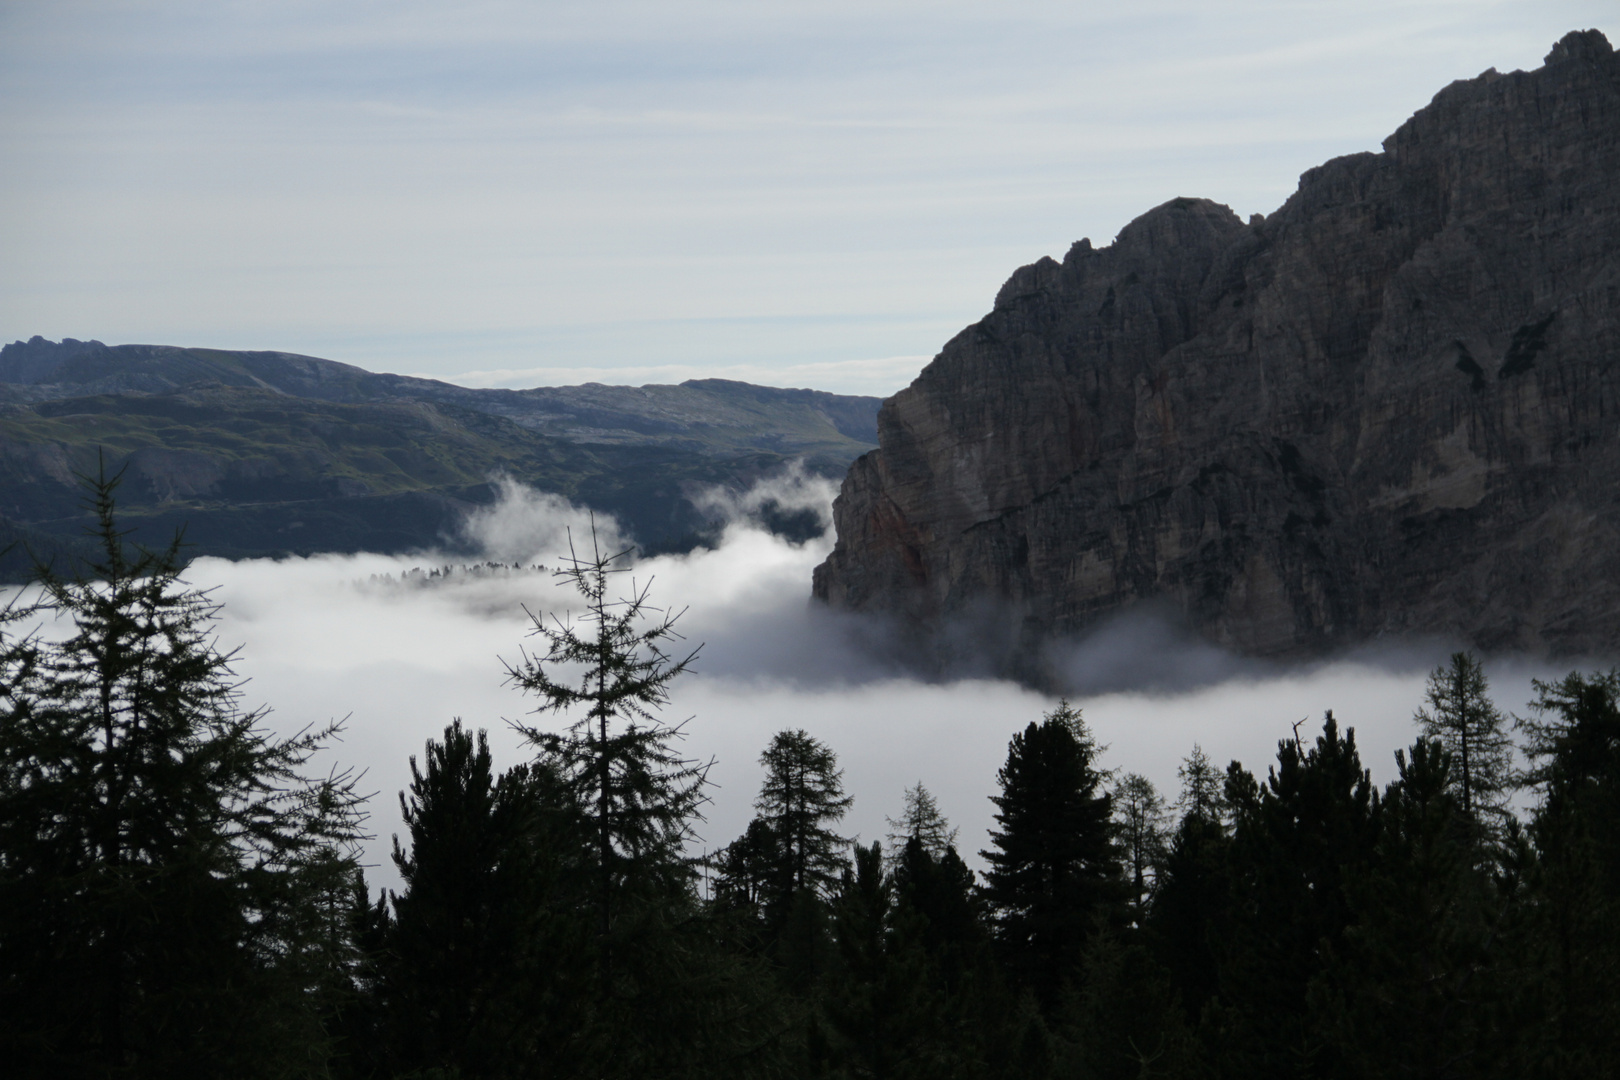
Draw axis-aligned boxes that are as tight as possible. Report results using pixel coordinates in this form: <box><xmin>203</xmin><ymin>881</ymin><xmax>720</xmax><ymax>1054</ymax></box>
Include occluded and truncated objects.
<box><xmin>0</xmin><ymin>337</ymin><xmax>879</xmax><ymax>457</ymax></box>
<box><xmin>0</xmin><ymin>338</ymin><xmax>886</xmax><ymax>574</ymax></box>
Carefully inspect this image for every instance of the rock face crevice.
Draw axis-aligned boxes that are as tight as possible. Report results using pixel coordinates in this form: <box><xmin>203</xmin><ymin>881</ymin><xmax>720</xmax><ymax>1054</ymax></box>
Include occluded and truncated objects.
<box><xmin>813</xmin><ymin>31</ymin><xmax>1620</xmax><ymax>666</ymax></box>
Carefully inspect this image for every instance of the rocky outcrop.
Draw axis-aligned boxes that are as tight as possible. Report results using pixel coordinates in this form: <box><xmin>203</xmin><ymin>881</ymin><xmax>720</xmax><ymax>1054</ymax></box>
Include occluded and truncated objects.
<box><xmin>813</xmin><ymin>31</ymin><xmax>1620</xmax><ymax>669</ymax></box>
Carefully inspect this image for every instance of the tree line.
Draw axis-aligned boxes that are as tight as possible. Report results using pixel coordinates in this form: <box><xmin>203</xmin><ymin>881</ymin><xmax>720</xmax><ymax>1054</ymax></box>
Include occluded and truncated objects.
<box><xmin>2</xmin><ymin>477</ymin><xmax>1618</xmax><ymax>1078</ymax></box>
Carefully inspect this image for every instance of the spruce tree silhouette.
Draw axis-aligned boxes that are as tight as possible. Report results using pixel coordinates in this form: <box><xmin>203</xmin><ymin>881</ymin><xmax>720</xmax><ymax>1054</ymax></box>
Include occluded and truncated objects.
<box><xmin>981</xmin><ymin>700</ymin><xmax>1120</xmax><ymax>1007</ymax></box>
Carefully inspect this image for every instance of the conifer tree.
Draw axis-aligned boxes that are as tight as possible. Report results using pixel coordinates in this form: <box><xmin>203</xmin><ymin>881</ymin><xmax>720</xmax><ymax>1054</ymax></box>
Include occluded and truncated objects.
<box><xmin>1055</xmin><ymin>926</ymin><xmax>1197</xmax><ymax>1080</ymax></box>
<box><xmin>381</xmin><ymin>721</ymin><xmax>589</xmax><ymax>1078</ymax></box>
<box><xmin>1112</xmin><ymin>772</ymin><xmax>1168</xmax><ymax>921</ymax></box>
<box><xmin>889</xmin><ymin>832</ymin><xmax>999</xmax><ymax>1068</ymax></box>
<box><xmin>1512</xmin><ymin>670</ymin><xmax>1620</xmax><ymax>1075</ymax></box>
<box><xmin>0</xmin><ymin>468</ymin><xmax>366</xmax><ymax>1078</ymax></box>
<box><xmin>1174</xmin><ymin>743</ymin><xmax>1226</xmax><ymax>824</ymax></box>
<box><xmin>505</xmin><ymin>525</ymin><xmax>787</xmax><ymax>1079</ymax></box>
<box><xmin>1214</xmin><ymin>713</ymin><xmax>1381</xmax><ymax>1077</ymax></box>
<box><xmin>825</xmin><ymin>837</ymin><xmax>989</xmax><ymax>1079</ymax></box>
<box><xmin>1415</xmin><ymin>652</ymin><xmax>1514</xmax><ymax>842</ymax></box>
<box><xmin>886</xmin><ymin>789</ymin><xmax>989</xmax><ymax>1015</ymax></box>
<box><xmin>711</xmin><ymin>816</ymin><xmax>779</xmax><ymax>913</ymax></box>
<box><xmin>824</xmin><ymin>841</ymin><xmax>909</xmax><ymax>1074</ymax></box>
<box><xmin>892</xmin><ymin>837</ymin><xmax>982</xmax><ymax>953</ymax></box>
<box><xmin>1145</xmin><ymin>747</ymin><xmax>1235</xmax><ymax>1017</ymax></box>
<box><xmin>885</xmin><ymin>781</ymin><xmax>958</xmax><ymax>863</ymax></box>
<box><xmin>981</xmin><ymin>700</ymin><xmax>1120</xmax><ymax>1006</ymax></box>
<box><xmin>505</xmin><ymin>522</ymin><xmax>709</xmax><ymax>963</ymax></box>
<box><xmin>1309</xmin><ymin>737</ymin><xmax>1496</xmax><ymax>1079</ymax></box>
<box><xmin>752</xmin><ymin>728</ymin><xmax>853</xmax><ymax>907</ymax></box>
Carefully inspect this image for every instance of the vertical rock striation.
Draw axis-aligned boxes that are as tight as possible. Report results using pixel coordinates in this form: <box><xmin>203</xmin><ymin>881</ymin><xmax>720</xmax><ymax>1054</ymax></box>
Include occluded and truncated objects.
<box><xmin>813</xmin><ymin>31</ymin><xmax>1620</xmax><ymax>670</ymax></box>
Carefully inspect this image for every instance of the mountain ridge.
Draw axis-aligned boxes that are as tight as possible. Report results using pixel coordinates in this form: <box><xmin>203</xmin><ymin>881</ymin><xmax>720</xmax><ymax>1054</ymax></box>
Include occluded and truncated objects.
<box><xmin>0</xmin><ymin>336</ymin><xmax>880</xmax><ymax>453</ymax></box>
<box><xmin>813</xmin><ymin>29</ymin><xmax>1620</xmax><ymax>675</ymax></box>
<box><xmin>0</xmin><ymin>338</ymin><xmax>883</xmax><ymax>575</ymax></box>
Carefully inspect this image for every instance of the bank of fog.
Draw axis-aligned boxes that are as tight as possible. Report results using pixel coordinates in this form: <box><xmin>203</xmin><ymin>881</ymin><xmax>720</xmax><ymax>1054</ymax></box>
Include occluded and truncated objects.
<box><xmin>187</xmin><ymin>474</ymin><xmax>1567</xmax><ymax>894</ymax></box>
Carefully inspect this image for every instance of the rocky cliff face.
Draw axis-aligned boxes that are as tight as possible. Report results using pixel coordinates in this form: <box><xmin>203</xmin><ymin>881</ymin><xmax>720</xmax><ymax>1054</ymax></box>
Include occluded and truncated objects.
<box><xmin>813</xmin><ymin>31</ymin><xmax>1620</xmax><ymax>671</ymax></box>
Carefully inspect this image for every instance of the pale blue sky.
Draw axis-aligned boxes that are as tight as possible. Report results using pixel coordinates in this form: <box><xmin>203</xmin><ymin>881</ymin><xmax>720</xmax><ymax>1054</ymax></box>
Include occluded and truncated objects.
<box><xmin>2</xmin><ymin>1</ymin><xmax>1612</xmax><ymax>395</ymax></box>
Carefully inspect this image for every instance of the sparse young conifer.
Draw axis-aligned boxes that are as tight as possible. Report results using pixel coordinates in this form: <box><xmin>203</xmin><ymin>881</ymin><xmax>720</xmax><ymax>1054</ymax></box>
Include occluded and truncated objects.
<box><xmin>1112</xmin><ymin>772</ymin><xmax>1169</xmax><ymax>918</ymax></box>
<box><xmin>885</xmin><ymin>781</ymin><xmax>958</xmax><ymax>865</ymax></box>
<box><xmin>1175</xmin><ymin>743</ymin><xmax>1227</xmax><ymax>825</ymax></box>
<box><xmin>504</xmin><ymin>520</ymin><xmax>709</xmax><ymax>964</ymax></box>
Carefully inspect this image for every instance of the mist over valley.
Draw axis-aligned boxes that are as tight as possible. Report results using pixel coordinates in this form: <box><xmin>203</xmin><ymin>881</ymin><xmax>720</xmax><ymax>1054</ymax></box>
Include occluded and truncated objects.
<box><xmin>108</xmin><ymin>474</ymin><xmax>1570</xmax><ymax>897</ymax></box>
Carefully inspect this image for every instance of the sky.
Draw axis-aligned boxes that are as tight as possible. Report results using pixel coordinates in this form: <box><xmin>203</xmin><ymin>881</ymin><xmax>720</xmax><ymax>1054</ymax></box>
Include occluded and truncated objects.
<box><xmin>20</xmin><ymin>474</ymin><xmax>1554</xmax><ymax>897</ymax></box>
<box><xmin>2</xmin><ymin>1</ymin><xmax>1614</xmax><ymax>396</ymax></box>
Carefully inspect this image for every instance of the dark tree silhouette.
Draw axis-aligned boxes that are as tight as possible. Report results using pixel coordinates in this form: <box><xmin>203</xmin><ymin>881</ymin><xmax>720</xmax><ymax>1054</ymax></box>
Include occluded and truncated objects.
<box><xmin>1145</xmin><ymin>746</ymin><xmax>1236</xmax><ymax>1017</ymax></box>
<box><xmin>1112</xmin><ymin>772</ymin><xmax>1168</xmax><ymax>922</ymax></box>
<box><xmin>1214</xmin><ymin>712</ymin><xmax>1381</xmax><ymax>1078</ymax></box>
<box><xmin>505</xmin><ymin>521</ymin><xmax>709</xmax><ymax>969</ymax></box>
<box><xmin>381</xmin><ymin>720</ymin><xmax>588</xmax><ymax>1079</ymax></box>
<box><xmin>1309</xmin><ymin>737</ymin><xmax>1496</xmax><ymax>1079</ymax></box>
<box><xmin>981</xmin><ymin>700</ymin><xmax>1120</xmax><ymax>1006</ymax></box>
<box><xmin>753</xmin><ymin>728</ymin><xmax>853</xmax><ymax>908</ymax></box>
<box><xmin>1513</xmin><ymin>670</ymin><xmax>1620</xmax><ymax>1076</ymax></box>
<box><xmin>711</xmin><ymin>816</ymin><xmax>780</xmax><ymax>912</ymax></box>
<box><xmin>0</xmin><ymin>467</ymin><xmax>366</xmax><ymax>1078</ymax></box>
<box><xmin>885</xmin><ymin>781</ymin><xmax>957</xmax><ymax>864</ymax></box>
<box><xmin>1174</xmin><ymin>743</ymin><xmax>1226</xmax><ymax>823</ymax></box>
<box><xmin>1416</xmin><ymin>652</ymin><xmax>1514</xmax><ymax>844</ymax></box>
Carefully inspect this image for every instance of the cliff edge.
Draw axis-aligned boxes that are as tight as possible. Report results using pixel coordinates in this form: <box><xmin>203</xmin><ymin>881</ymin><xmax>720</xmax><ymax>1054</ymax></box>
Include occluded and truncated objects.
<box><xmin>812</xmin><ymin>31</ymin><xmax>1620</xmax><ymax>671</ymax></box>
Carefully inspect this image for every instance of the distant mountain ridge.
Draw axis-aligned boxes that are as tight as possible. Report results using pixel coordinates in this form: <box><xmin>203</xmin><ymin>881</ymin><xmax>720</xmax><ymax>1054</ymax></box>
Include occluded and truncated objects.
<box><xmin>0</xmin><ymin>337</ymin><xmax>884</xmax><ymax>576</ymax></box>
<box><xmin>0</xmin><ymin>336</ymin><xmax>879</xmax><ymax>455</ymax></box>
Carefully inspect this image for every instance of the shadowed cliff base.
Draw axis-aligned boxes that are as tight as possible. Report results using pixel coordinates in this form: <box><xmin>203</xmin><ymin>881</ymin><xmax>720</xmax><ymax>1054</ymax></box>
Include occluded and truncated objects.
<box><xmin>814</xmin><ymin>30</ymin><xmax>1620</xmax><ymax>671</ymax></box>
<box><xmin>821</xmin><ymin>596</ymin><xmax>1486</xmax><ymax>698</ymax></box>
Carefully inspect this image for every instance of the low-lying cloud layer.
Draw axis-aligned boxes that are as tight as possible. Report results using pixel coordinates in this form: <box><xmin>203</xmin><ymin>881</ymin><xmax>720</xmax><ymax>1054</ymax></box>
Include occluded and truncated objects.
<box><xmin>95</xmin><ymin>473</ymin><xmax>1584</xmax><ymax>894</ymax></box>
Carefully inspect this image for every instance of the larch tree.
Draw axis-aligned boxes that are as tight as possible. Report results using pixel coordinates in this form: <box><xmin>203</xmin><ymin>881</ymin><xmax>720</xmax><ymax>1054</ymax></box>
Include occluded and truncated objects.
<box><xmin>1112</xmin><ymin>772</ymin><xmax>1169</xmax><ymax>920</ymax></box>
<box><xmin>1174</xmin><ymin>743</ymin><xmax>1226</xmax><ymax>825</ymax></box>
<box><xmin>753</xmin><ymin>728</ymin><xmax>853</xmax><ymax>907</ymax></box>
<box><xmin>0</xmin><ymin>467</ymin><xmax>367</xmax><ymax>1078</ymax></box>
<box><xmin>1146</xmin><ymin>745</ymin><xmax>1237</xmax><ymax>1016</ymax></box>
<box><xmin>504</xmin><ymin>521</ymin><xmax>709</xmax><ymax>968</ymax></box>
<box><xmin>884</xmin><ymin>781</ymin><xmax>958</xmax><ymax>865</ymax></box>
<box><xmin>1415</xmin><ymin>652</ymin><xmax>1514</xmax><ymax>842</ymax></box>
<box><xmin>503</xmin><ymin>525</ymin><xmax>795</xmax><ymax>1080</ymax></box>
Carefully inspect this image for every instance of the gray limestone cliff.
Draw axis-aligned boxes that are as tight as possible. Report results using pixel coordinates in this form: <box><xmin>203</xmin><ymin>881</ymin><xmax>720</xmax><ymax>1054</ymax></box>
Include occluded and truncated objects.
<box><xmin>812</xmin><ymin>31</ymin><xmax>1620</xmax><ymax>670</ymax></box>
